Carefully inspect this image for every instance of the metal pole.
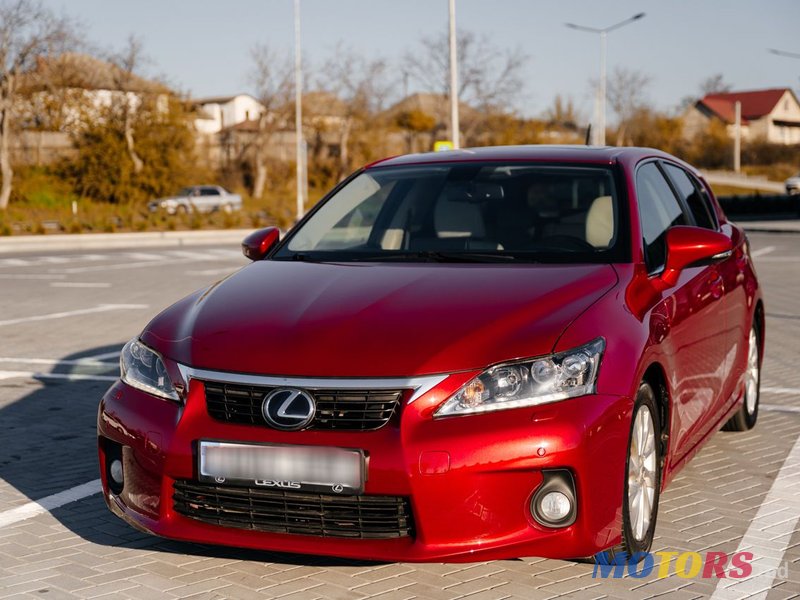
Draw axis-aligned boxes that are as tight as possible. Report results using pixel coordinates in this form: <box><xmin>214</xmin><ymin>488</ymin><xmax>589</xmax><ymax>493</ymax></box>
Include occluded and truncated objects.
<box><xmin>294</xmin><ymin>0</ymin><xmax>305</xmax><ymax>221</ymax></box>
<box><xmin>598</xmin><ymin>31</ymin><xmax>607</xmax><ymax>146</ymax></box>
<box><xmin>734</xmin><ymin>100</ymin><xmax>741</xmax><ymax>173</ymax></box>
<box><xmin>448</xmin><ymin>0</ymin><xmax>460</xmax><ymax>149</ymax></box>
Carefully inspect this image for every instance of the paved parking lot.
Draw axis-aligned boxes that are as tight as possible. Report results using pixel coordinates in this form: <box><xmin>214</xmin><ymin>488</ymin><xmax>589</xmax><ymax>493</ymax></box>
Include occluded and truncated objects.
<box><xmin>0</xmin><ymin>232</ymin><xmax>798</xmax><ymax>599</ymax></box>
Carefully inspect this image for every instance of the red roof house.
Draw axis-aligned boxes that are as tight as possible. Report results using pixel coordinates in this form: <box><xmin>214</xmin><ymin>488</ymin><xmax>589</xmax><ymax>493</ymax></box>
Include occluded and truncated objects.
<box><xmin>683</xmin><ymin>88</ymin><xmax>800</xmax><ymax>144</ymax></box>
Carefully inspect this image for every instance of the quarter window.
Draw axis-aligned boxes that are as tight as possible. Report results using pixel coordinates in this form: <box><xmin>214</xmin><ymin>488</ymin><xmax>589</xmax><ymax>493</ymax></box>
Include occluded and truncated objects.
<box><xmin>663</xmin><ymin>164</ymin><xmax>717</xmax><ymax>230</ymax></box>
<box><xmin>636</xmin><ymin>163</ymin><xmax>688</xmax><ymax>272</ymax></box>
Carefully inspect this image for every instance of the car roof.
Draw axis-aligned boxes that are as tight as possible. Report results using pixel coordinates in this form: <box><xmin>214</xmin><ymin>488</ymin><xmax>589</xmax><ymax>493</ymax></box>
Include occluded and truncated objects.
<box><xmin>366</xmin><ymin>145</ymin><xmax>681</xmax><ymax>169</ymax></box>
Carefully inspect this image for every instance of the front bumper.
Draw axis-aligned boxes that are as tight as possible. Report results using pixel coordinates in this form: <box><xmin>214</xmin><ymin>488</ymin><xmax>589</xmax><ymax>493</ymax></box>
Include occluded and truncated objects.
<box><xmin>98</xmin><ymin>375</ymin><xmax>631</xmax><ymax>562</ymax></box>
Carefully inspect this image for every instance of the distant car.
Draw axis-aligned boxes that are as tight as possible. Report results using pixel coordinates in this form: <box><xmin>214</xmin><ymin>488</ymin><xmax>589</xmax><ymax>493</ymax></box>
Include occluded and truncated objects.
<box><xmin>148</xmin><ymin>186</ymin><xmax>243</xmax><ymax>214</ymax></box>
<box><xmin>785</xmin><ymin>173</ymin><xmax>800</xmax><ymax>195</ymax></box>
<box><xmin>101</xmin><ymin>146</ymin><xmax>763</xmax><ymax>563</ymax></box>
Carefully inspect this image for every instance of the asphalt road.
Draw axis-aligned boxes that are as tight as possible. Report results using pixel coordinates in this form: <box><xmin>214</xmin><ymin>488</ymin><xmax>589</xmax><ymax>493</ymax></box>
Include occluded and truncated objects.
<box><xmin>0</xmin><ymin>233</ymin><xmax>798</xmax><ymax>599</ymax></box>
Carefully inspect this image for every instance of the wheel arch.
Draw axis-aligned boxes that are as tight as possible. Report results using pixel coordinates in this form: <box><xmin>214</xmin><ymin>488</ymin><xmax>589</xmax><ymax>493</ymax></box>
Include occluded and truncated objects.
<box><xmin>640</xmin><ymin>362</ymin><xmax>670</xmax><ymax>487</ymax></box>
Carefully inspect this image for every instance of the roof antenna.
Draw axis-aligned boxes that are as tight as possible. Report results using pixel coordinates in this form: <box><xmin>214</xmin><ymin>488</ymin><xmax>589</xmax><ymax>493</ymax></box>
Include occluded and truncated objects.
<box><xmin>585</xmin><ymin>124</ymin><xmax>592</xmax><ymax>146</ymax></box>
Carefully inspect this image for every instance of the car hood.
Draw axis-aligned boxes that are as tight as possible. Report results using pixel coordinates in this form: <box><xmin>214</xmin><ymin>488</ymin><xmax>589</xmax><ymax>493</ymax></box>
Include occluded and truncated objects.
<box><xmin>141</xmin><ymin>261</ymin><xmax>618</xmax><ymax>377</ymax></box>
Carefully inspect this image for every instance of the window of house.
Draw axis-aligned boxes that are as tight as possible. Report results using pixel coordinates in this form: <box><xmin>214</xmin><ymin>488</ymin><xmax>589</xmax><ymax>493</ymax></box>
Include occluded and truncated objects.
<box><xmin>636</xmin><ymin>163</ymin><xmax>689</xmax><ymax>272</ymax></box>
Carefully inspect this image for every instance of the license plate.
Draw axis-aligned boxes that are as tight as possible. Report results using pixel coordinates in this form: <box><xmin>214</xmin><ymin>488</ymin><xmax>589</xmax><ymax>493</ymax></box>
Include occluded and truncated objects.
<box><xmin>198</xmin><ymin>441</ymin><xmax>365</xmax><ymax>494</ymax></box>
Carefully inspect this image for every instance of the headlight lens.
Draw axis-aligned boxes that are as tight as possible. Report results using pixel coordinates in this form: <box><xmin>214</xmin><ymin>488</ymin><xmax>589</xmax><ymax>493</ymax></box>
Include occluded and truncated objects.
<box><xmin>434</xmin><ymin>338</ymin><xmax>605</xmax><ymax>417</ymax></box>
<box><xmin>120</xmin><ymin>338</ymin><xmax>179</xmax><ymax>401</ymax></box>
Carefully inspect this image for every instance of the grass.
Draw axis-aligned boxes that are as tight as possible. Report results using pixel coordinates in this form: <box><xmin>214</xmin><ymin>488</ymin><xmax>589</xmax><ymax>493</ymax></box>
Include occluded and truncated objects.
<box><xmin>0</xmin><ymin>173</ymin><xmax>331</xmax><ymax>236</ymax></box>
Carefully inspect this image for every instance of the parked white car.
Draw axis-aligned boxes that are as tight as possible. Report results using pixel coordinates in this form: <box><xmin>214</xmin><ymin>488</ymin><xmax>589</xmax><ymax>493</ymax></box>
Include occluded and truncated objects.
<box><xmin>149</xmin><ymin>186</ymin><xmax>243</xmax><ymax>214</ymax></box>
<box><xmin>784</xmin><ymin>173</ymin><xmax>800</xmax><ymax>195</ymax></box>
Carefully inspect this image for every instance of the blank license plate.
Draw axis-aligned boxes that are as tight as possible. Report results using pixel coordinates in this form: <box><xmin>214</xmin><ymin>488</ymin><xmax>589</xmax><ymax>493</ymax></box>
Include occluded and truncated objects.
<box><xmin>198</xmin><ymin>441</ymin><xmax>364</xmax><ymax>494</ymax></box>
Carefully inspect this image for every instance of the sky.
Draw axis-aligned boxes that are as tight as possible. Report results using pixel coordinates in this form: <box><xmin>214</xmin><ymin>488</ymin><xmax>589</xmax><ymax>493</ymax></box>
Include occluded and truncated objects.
<box><xmin>40</xmin><ymin>0</ymin><xmax>800</xmax><ymax>123</ymax></box>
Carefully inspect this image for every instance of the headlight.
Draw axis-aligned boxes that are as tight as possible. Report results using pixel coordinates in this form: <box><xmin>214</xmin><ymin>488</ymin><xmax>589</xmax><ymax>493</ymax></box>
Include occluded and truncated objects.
<box><xmin>434</xmin><ymin>338</ymin><xmax>605</xmax><ymax>417</ymax></box>
<box><xmin>120</xmin><ymin>338</ymin><xmax>179</xmax><ymax>401</ymax></box>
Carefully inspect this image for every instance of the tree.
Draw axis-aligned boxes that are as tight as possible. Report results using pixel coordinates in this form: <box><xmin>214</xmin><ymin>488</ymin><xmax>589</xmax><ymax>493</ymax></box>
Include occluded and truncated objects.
<box><xmin>544</xmin><ymin>95</ymin><xmax>580</xmax><ymax>129</ymax></box>
<box><xmin>249</xmin><ymin>44</ymin><xmax>294</xmax><ymax>200</ymax></box>
<box><xmin>699</xmin><ymin>73</ymin><xmax>732</xmax><ymax>95</ymax></box>
<box><xmin>107</xmin><ymin>36</ymin><xmax>149</xmax><ymax>175</ymax></box>
<box><xmin>0</xmin><ymin>0</ymin><xmax>74</xmax><ymax>209</ymax></box>
<box><xmin>318</xmin><ymin>46</ymin><xmax>393</xmax><ymax>181</ymax></box>
<box><xmin>404</xmin><ymin>31</ymin><xmax>528</xmax><ymax>142</ymax></box>
<box><xmin>605</xmin><ymin>67</ymin><xmax>651</xmax><ymax>145</ymax></box>
<box><xmin>66</xmin><ymin>95</ymin><xmax>201</xmax><ymax>204</ymax></box>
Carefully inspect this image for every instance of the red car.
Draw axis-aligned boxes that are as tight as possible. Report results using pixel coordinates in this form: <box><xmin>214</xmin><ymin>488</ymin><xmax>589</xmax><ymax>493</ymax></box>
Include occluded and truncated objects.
<box><xmin>98</xmin><ymin>146</ymin><xmax>763</xmax><ymax>562</ymax></box>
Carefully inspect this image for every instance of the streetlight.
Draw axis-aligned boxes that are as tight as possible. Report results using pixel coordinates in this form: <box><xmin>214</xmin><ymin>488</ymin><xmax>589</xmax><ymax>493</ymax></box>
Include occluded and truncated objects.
<box><xmin>565</xmin><ymin>12</ymin><xmax>645</xmax><ymax>146</ymax></box>
<box><xmin>294</xmin><ymin>0</ymin><xmax>305</xmax><ymax>222</ymax></box>
<box><xmin>769</xmin><ymin>48</ymin><xmax>800</xmax><ymax>60</ymax></box>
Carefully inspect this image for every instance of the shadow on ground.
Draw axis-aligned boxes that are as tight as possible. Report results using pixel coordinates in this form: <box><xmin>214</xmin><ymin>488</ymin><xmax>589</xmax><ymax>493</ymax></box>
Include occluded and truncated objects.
<box><xmin>0</xmin><ymin>345</ymin><xmax>381</xmax><ymax>567</ymax></box>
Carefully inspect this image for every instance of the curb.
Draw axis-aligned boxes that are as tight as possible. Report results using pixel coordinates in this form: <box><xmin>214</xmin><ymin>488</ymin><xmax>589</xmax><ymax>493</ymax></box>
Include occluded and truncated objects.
<box><xmin>0</xmin><ymin>229</ymin><xmax>254</xmax><ymax>254</ymax></box>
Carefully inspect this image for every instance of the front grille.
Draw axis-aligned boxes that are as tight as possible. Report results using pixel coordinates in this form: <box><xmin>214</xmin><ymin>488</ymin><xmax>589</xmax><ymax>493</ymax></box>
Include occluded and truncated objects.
<box><xmin>202</xmin><ymin>380</ymin><xmax>404</xmax><ymax>431</ymax></box>
<box><xmin>173</xmin><ymin>480</ymin><xmax>413</xmax><ymax>539</ymax></box>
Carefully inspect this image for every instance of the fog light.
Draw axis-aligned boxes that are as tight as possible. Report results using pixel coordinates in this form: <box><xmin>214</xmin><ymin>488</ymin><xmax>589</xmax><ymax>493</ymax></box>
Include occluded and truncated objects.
<box><xmin>540</xmin><ymin>491</ymin><xmax>571</xmax><ymax>521</ymax></box>
<box><xmin>110</xmin><ymin>459</ymin><xmax>124</xmax><ymax>485</ymax></box>
<box><xmin>531</xmin><ymin>469</ymin><xmax>577</xmax><ymax>527</ymax></box>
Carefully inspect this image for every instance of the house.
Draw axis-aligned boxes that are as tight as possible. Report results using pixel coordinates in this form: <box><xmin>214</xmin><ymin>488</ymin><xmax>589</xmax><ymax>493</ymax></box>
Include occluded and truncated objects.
<box><xmin>14</xmin><ymin>53</ymin><xmax>170</xmax><ymax>165</ymax></box>
<box><xmin>191</xmin><ymin>94</ymin><xmax>266</xmax><ymax>134</ymax></box>
<box><xmin>683</xmin><ymin>88</ymin><xmax>800</xmax><ymax>145</ymax></box>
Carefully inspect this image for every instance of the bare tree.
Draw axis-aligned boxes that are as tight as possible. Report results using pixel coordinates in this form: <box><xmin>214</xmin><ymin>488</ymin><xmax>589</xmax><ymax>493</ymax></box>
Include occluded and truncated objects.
<box><xmin>605</xmin><ymin>67</ymin><xmax>651</xmax><ymax>146</ymax></box>
<box><xmin>319</xmin><ymin>45</ymin><xmax>393</xmax><ymax>181</ymax></box>
<box><xmin>404</xmin><ymin>30</ymin><xmax>528</xmax><ymax>141</ymax></box>
<box><xmin>249</xmin><ymin>44</ymin><xmax>294</xmax><ymax>200</ymax></box>
<box><xmin>0</xmin><ymin>0</ymin><xmax>74</xmax><ymax>209</ymax></box>
<box><xmin>107</xmin><ymin>35</ymin><xmax>149</xmax><ymax>174</ymax></box>
<box><xmin>699</xmin><ymin>73</ymin><xmax>732</xmax><ymax>95</ymax></box>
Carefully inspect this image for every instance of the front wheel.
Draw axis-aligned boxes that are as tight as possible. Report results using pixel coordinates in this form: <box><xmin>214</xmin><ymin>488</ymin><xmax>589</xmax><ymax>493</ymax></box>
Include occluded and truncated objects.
<box><xmin>723</xmin><ymin>323</ymin><xmax>761</xmax><ymax>432</ymax></box>
<box><xmin>597</xmin><ymin>382</ymin><xmax>661</xmax><ymax>564</ymax></box>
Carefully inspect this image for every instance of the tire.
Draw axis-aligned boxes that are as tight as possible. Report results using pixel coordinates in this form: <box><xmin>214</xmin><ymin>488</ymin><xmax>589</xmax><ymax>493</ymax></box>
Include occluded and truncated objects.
<box><xmin>723</xmin><ymin>322</ymin><xmax>761</xmax><ymax>432</ymax></box>
<box><xmin>175</xmin><ymin>205</ymin><xmax>189</xmax><ymax>215</ymax></box>
<box><xmin>597</xmin><ymin>382</ymin><xmax>661</xmax><ymax>564</ymax></box>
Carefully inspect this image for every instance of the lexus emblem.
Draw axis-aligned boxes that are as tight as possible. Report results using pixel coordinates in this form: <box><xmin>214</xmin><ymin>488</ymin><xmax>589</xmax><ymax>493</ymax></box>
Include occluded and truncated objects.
<box><xmin>262</xmin><ymin>388</ymin><xmax>316</xmax><ymax>430</ymax></box>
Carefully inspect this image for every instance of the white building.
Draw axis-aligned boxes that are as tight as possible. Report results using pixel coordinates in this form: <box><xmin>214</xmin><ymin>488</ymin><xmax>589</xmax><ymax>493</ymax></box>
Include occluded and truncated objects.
<box><xmin>192</xmin><ymin>94</ymin><xmax>266</xmax><ymax>134</ymax></box>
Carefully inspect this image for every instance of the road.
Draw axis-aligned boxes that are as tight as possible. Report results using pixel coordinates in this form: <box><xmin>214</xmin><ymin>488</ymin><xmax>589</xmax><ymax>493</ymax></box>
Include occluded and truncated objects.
<box><xmin>0</xmin><ymin>233</ymin><xmax>798</xmax><ymax>599</ymax></box>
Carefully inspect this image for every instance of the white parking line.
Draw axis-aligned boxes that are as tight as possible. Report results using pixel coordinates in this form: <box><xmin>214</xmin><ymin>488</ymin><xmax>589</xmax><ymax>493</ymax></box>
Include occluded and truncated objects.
<box><xmin>0</xmin><ymin>370</ymin><xmax>117</xmax><ymax>382</ymax></box>
<box><xmin>751</xmin><ymin>246</ymin><xmax>775</xmax><ymax>258</ymax></box>
<box><xmin>762</xmin><ymin>404</ymin><xmax>800</xmax><ymax>414</ymax></box>
<box><xmin>50</xmin><ymin>282</ymin><xmax>112</xmax><ymax>288</ymax></box>
<box><xmin>710</xmin><ymin>433</ymin><xmax>800</xmax><ymax>599</ymax></box>
<box><xmin>187</xmin><ymin>267</ymin><xmax>239</xmax><ymax>276</ymax></box>
<box><xmin>763</xmin><ymin>386</ymin><xmax>800</xmax><ymax>395</ymax></box>
<box><xmin>0</xmin><ymin>273</ymin><xmax>66</xmax><ymax>280</ymax></box>
<box><xmin>0</xmin><ymin>304</ymin><xmax>147</xmax><ymax>327</ymax></box>
<box><xmin>0</xmin><ymin>357</ymin><xmax>117</xmax><ymax>367</ymax></box>
<box><xmin>0</xmin><ymin>480</ymin><xmax>101</xmax><ymax>529</ymax></box>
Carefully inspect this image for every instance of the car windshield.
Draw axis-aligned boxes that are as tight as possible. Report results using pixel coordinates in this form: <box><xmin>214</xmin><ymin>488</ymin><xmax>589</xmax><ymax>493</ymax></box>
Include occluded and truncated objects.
<box><xmin>274</xmin><ymin>163</ymin><xmax>624</xmax><ymax>263</ymax></box>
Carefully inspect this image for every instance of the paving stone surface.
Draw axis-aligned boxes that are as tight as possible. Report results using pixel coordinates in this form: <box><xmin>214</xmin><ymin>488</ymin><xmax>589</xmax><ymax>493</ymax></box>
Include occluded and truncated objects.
<box><xmin>1</xmin><ymin>233</ymin><xmax>798</xmax><ymax>599</ymax></box>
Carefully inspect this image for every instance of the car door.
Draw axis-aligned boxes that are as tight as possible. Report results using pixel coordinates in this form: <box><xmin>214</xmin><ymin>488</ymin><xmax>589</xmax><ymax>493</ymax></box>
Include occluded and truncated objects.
<box><xmin>636</xmin><ymin>162</ymin><xmax>728</xmax><ymax>461</ymax></box>
<box><xmin>664</xmin><ymin>165</ymin><xmax>744</xmax><ymax>419</ymax></box>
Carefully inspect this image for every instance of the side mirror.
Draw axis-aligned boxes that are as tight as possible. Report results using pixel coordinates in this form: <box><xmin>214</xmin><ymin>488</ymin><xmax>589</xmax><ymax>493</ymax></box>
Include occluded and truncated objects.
<box><xmin>661</xmin><ymin>226</ymin><xmax>732</xmax><ymax>287</ymax></box>
<box><xmin>242</xmin><ymin>227</ymin><xmax>280</xmax><ymax>261</ymax></box>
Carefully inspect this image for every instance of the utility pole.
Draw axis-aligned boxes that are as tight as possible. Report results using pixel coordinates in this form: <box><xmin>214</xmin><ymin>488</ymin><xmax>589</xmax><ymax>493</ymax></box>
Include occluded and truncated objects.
<box><xmin>734</xmin><ymin>100</ymin><xmax>741</xmax><ymax>173</ymax></box>
<box><xmin>566</xmin><ymin>13</ymin><xmax>646</xmax><ymax>146</ymax></box>
<box><xmin>448</xmin><ymin>0</ymin><xmax>460</xmax><ymax>149</ymax></box>
<box><xmin>294</xmin><ymin>0</ymin><xmax>305</xmax><ymax>222</ymax></box>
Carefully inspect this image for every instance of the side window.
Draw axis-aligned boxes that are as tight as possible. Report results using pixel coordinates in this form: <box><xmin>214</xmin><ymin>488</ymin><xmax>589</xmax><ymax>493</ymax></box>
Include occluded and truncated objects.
<box><xmin>200</xmin><ymin>187</ymin><xmax>219</xmax><ymax>197</ymax></box>
<box><xmin>663</xmin><ymin>164</ymin><xmax>717</xmax><ymax>230</ymax></box>
<box><xmin>636</xmin><ymin>163</ymin><xmax>689</xmax><ymax>272</ymax></box>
